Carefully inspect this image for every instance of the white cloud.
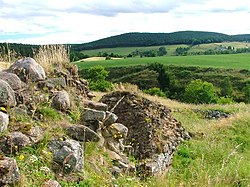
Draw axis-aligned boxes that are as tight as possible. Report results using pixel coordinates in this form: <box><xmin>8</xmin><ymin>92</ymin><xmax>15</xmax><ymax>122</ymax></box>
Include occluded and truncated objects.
<box><xmin>0</xmin><ymin>0</ymin><xmax>250</xmax><ymax>44</ymax></box>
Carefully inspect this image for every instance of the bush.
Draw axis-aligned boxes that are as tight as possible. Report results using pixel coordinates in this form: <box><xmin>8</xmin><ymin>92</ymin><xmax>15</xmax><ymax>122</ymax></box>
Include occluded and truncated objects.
<box><xmin>217</xmin><ymin>96</ymin><xmax>234</xmax><ymax>104</ymax></box>
<box><xmin>86</xmin><ymin>65</ymin><xmax>113</xmax><ymax>91</ymax></box>
<box><xmin>89</xmin><ymin>80</ymin><xmax>113</xmax><ymax>92</ymax></box>
<box><xmin>144</xmin><ymin>87</ymin><xmax>166</xmax><ymax>97</ymax></box>
<box><xmin>184</xmin><ymin>79</ymin><xmax>218</xmax><ymax>104</ymax></box>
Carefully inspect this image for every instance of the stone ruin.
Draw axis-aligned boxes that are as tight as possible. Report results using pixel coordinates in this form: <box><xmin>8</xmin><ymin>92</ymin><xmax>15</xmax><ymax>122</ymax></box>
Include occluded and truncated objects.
<box><xmin>0</xmin><ymin>57</ymin><xmax>188</xmax><ymax>185</ymax></box>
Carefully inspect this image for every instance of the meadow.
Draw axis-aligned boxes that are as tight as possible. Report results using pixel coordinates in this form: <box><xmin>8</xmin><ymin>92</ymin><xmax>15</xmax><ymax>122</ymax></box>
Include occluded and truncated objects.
<box><xmin>76</xmin><ymin>53</ymin><xmax>250</xmax><ymax>70</ymax></box>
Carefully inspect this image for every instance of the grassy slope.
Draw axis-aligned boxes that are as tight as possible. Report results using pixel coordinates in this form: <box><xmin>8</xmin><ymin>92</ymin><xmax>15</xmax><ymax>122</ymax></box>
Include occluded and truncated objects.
<box><xmin>76</xmin><ymin>53</ymin><xmax>250</xmax><ymax>70</ymax></box>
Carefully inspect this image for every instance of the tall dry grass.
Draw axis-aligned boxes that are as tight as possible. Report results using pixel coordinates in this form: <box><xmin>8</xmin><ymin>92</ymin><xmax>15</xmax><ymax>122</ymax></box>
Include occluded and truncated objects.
<box><xmin>33</xmin><ymin>45</ymin><xmax>70</xmax><ymax>74</ymax></box>
<box><xmin>0</xmin><ymin>43</ymin><xmax>17</xmax><ymax>70</ymax></box>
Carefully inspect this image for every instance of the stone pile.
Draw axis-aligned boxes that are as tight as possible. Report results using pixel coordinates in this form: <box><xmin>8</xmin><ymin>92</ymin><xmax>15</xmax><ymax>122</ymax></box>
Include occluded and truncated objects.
<box><xmin>0</xmin><ymin>57</ymin><xmax>188</xmax><ymax>185</ymax></box>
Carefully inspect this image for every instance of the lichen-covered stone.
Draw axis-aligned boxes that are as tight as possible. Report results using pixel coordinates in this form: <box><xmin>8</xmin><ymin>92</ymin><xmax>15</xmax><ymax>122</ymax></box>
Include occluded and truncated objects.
<box><xmin>48</xmin><ymin>138</ymin><xmax>83</xmax><ymax>173</ymax></box>
<box><xmin>65</xmin><ymin>124</ymin><xmax>101</xmax><ymax>142</ymax></box>
<box><xmin>7</xmin><ymin>57</ymin><xmax>46</xmax><ymax>82</ymax></box>
<box><xmin>82</xmin><ymin>100</ymin><xmax>108</xmax><ymax>111</ymax></box>
<box><xmin>52</xmin><ymin>90</ymin><xmax>70</xmax><ymax>111</ymax></box>
<box><xmin>0</xmin><ymin>79</ymin><xmax>16</xmax><ymax>107</ymax></box>
<box><xmin>0</xmin><ymin>157</ymin><xmax>20</xmax><ymax>186</ymax></box>
<box><xmin>80</xmin><ymin>108</ymin><xmax>106</xmax><ymax>122</ymax></box>
<box><xmin>0</xmin><ymin>71</ymin><xmax>23</xmax><ymax>90</ymax></box>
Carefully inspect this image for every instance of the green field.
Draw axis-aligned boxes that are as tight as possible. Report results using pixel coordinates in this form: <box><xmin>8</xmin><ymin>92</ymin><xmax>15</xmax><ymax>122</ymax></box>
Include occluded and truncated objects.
<box><xmin>80</xmin><ymin>42</ymin><xmax>250</xmax><ymax>57</ymax></box>
<box><xmin>76</xmin><ymin>53</ymin><xmax>250</xmax><ymax>70</ymax></box>
<box><xmin>81</xmin><ymin>44</ymin><xmax>189</xmax><ymax>56</ymax></box>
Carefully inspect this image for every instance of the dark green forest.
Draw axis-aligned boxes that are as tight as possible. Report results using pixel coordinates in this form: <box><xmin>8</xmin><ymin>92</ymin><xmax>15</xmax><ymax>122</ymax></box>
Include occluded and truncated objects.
<box><xmin>71</xmin><ymin>31</ymin><xmax>250</xmax><ymax>50</ymax></box>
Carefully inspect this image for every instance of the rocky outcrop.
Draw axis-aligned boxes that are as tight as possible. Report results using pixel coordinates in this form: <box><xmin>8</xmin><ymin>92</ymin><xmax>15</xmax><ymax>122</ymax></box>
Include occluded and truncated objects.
<box><xmin>0</xmin><ymin>79</ymin><xmax>16</xmax><ymax>107</ymax></box>
<box><xmin>0</xmin><ymin>157</ymin><xmax>20</xmax><ymax>186</ymax></box>
<box><xmin>80</xmin><ymin>108</ymin><xmax>106</xmax><ymax>122</ymax></box>
<box><xmin>7</xmin><ymin>57</ymin><xmax>46</xmax><ymax>82</ymax></box>
<box><xmin>38</xmin><ymin>77</ymin><xmax>67</xmax><ymax>90</ymax></box>
<box><xmin>48</xmin><ymin>138</ymin><xmax>83</xmax><ymax>173</ymax></box>
<box><xmin>101</xmin><ymin>91</ymin><xmax>188</xmax><ymax>176</ymax></box>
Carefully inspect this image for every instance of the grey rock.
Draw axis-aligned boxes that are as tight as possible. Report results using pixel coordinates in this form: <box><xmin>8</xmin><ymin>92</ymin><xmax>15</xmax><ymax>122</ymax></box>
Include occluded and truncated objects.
<box><xmin>26</xmin><ymin>125</ymin><xmax>44</xmax><ymax>144</ymax></box>
<box><xmin>48</xmin><ymin>138</ymin><xmax>83</xmax><ymax>173</ymax></box>
<box><xmin>0</xmin><ymin>71</ymin><xmax>23</xmax><ymax>90</ymax></box>
<box><xmin>42</xmin><ymin>179</ymin><xmax>61</xmax><ymax>187</ymax></box>
<box><xmin>80</xmin><ymin>108</ymin><xmax>106</xmax><ymax>122</ymax></box>
<box><xmin>7</xmin><ymin>57</ymin><xmax>46</xmax><ymax>82</ymax></box>
<box><xmin>107</xmin><ymin>123</ymin><xmax>128</xmax><ymax>139</ymax></box>
<box><xmin>0</xmin><ymin>132</ymin><xmax>31</xmax><ymax>154</ymax></box>
<box><xmin>0</xmin><ymin>79</ymin><xmax>16</xmax><ymax>107</ymax></box>
<box><xmin>104</xmin><ymin>111</ymin><xmax>118</xmax><ymax>126</ymax></box>
<box><xmin>82</xmin><ymin>100</ymin><xmax>108</xmax><ymax>111</ymax></box>
<box><xmin>39</xmin><ymin>77</ymin><xmax>66</xmax><ymax>90</ymax></box>
<box><xmin>65</xmin><ymin>124</ymin><xmax>101</xmax><ymax>142</ymax></box>
<box><xmin>0</xmin><ymin>157</ymin><xmax>20</xmax><ymax>186</ymax></box>
<box><xmin>52</xmin><ymin>90</ymin><xmax>70</xmax><ymax>111</ymax></box>
<box><xmin>0</xmin><ymin>111</ymin><xmax>9</xmax><ymax>133</ymax></box>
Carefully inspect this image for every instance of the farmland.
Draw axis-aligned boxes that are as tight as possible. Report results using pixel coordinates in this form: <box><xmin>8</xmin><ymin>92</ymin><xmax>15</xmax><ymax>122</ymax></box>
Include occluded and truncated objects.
<box><xmin>76</xmin><ymin>53</ymin><xmax>250</xmax><ymax>70</ymax></box>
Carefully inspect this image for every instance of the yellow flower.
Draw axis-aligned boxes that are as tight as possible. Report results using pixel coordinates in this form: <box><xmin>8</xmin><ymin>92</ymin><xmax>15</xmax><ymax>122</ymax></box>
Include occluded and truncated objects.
<box><xmin>59</xmin><ymin>137</ymin><xmax>64</xmax><ymax>141</ymax></box>
<box><xmin>19</xmin><ymin>154</ymin><xmax>25</xmax><ymax>160</ymax></box>
<box><xmin>113</xmin><ymin>134</ymin><xmax>117</xmax><ymax>138</ymax></box>
<box><xmin>14</xmin><ymin>145</ymin><xmax>18</xmax><ymax>150</ymax></box>
<box><xmin>0</xmin><ymin>107</ymin><xmax>6</xmax><ymax>112</ymax></box>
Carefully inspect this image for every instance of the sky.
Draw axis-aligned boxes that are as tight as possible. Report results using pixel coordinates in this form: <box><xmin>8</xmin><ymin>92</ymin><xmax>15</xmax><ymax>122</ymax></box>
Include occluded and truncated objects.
<box><xmin>0</xmin><ymin>0</ymin><xmax>250</xmax><ymax>44</ymax></box>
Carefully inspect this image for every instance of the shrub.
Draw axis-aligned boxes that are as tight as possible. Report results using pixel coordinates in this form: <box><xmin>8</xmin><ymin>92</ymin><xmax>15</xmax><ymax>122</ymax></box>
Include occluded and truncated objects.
<box><xmin>144</xmin><ymin>87</ymin><xmax>167</xmax><ymax>97</ymax></box>
<box><xmin>86</xmin><ymin>66</ymin><xmax>113</xmax><ymax>92</ymax></box>
<box><xmin>217</xmin><ymin>96</ymin><xmax>234</xmax><ymax>104</ymax></box>
<box><xmin>184</xmin><ymin>79</ymin><xmax>218</xmax><ymax>104</ymax></box>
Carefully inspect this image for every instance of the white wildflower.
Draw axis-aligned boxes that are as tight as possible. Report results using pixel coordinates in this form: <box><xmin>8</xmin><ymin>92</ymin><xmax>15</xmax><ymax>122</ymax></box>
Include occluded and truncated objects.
<box><xmin>30</xmin><ymin>155</ymin><xmax>38</xmax><ymax>163</ymax></box>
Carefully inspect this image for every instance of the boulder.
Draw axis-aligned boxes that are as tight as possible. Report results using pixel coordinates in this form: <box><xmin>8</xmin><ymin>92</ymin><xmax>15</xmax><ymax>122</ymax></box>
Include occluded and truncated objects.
<box><xmin>82</xmin><ymin>100</ymin><xmax>108</xmax><ymax>111</ymax></box>
<box><xmin>0</xmin><ymin>111</ymin><xmax>9</xmax><ymax>133</ymax></box>
<box><xmin>26</xmin><ymin>125</ymin><xmax>44</xmax><ymax>144</ymax></box>
<box><xmin>0</xmin><ymin>79</ymin><xmax>16</xmax><ymax>107</ymax></box>
<box><xmin>48</xmin><ymin>138</ymin><xmax>83</xmax><ymax>173</ymax></box>
<box><xmin>52</xmin><ymin>90</ymin><xmax>70</xmax><ymax>111</ymax></box>
<box><xmin>106</xmin><ymin>123</ymin><xmax>128</xmax><ymax>139</ymax></box>
<box><xmin>7</xmin><ymin>57</ymin><xmax>46</xmax><ymax>82</ymax></box>
<box><xmin>0</xmin><ymin>157</ymin><xmax>20</xmax><ymax>186</ymax></box>
<box><xmin>80</xmin><ymin>108</ymin><xmax>106</xmax><ymax>122</ymax></box>
<box><xmin>0</xmin><ymin>71</ymin><xmax>23</xmax><ymax>90</ymax></box>
<box><xmin>0</xmin><ymin>132</ymin><xmax>31</xmax><ymax>154</ymax></box>
<box><xmin>65</xmin><ymin>124</ymin><xmax>102</xmax><ymax>142</ymax></box>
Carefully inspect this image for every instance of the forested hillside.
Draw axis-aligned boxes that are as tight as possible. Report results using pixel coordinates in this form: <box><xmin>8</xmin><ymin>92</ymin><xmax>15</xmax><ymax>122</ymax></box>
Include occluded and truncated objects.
<box><xmin>71</xmin><ymin>31</ymin><xmax>250</xmax><ymax>50</ymax></box>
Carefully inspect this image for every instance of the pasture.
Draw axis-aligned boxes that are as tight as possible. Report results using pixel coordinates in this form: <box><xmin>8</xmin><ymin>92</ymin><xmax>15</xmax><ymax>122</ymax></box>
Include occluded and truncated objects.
<box><xmin>76</xmin><ymin>53</ymin><xmax>250</xmax><ymax>70</ymax></box>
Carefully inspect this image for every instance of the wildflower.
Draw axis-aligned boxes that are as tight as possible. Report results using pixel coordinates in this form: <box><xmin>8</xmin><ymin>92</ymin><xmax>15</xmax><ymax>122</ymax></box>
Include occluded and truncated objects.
<box><xmin>119</xmin><ymin>134</ymin><xmax>123</xmax><ymax>138</ymax></box>
<box><xmin>0</xmin><ymin>107</ymin><xmax>6</xmax><ymax>112</ymax></box>
<box><xmin>19</xmin><ymin>154</ymin><xmax>25</xmax><ymax>160</ymax></box>
<box><xmin>30</xmin><ymin>155</ymin><xmax>38</xmax><ymax>163</ymax></box>
<box><xmin>14</xmin><ymin>145</ymin><xmax>18</xmax><ymax>150</ymax></box>
<box><xmin>59</xmin><ymin>137</ymin><xmax>64</xmax><ymax>141</ymax></box>
<box><xmin>113</xmin><ymin>134</ymin><xmax>117</xmax><ymax>138</ymax></box>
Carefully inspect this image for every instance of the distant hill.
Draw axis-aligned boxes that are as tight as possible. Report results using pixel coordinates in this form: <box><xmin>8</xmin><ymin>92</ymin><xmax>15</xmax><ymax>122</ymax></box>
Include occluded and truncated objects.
<box><xmin>71</xmin><ymin>31</ymin><xmax>250</xmax><ymax>51</ymax></box>
<box><xmin>1</xmin><ymin>31</ymin><xmax>250</xmax><ymax>57</ymax></box>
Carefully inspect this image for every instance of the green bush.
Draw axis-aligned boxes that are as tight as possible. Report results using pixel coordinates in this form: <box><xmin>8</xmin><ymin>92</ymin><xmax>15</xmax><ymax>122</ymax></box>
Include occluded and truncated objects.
<box><xmin>144</xmin><ymin>87</ymin><xmax>166</xmax><ymax>97</ymax></box>
<box><xmin>184</xmin><ymin>79</ymin><xmax>218</xmax><ymax>104</ymax></box>
<box><xmin>86</xmin><ymin>65</ymin><xmax>113</xmax><ymax>91</ymax></box>
<box><xmin>217</xmin><ymin>96</ymin><xmax>234</xmax><ymax>104</ymax></box>
<box><xmin>89</xmin><ymin>80</ymin><xmax>113</xmax><ymax>92</ymax></box>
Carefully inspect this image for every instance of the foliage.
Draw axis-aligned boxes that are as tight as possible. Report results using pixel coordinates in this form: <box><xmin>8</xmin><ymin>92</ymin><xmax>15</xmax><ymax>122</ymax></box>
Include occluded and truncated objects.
<box><xmin>184</xmin><ymin>79</ymin><xmax>218</xmax><ymax>104</ymax></box>
<box><xmin>217</xmin><ymin>96</ymin><xmax>235</xmax><ymax>104</ymax></box>
<box><xmin>86</xmin><ymin>65</ymin><xmax>113</xmax><ymax>91</ymax></box>
<box><xmin>243</xmin><ymin>83</ymin><xmax>250</xmax><ymax>103</ymax></box>
<box><xmin>220</xmin><ymin>77</ymin><xmax>233</xmax><ymax>97</ymax></box>
<box><xmin>144</xmin><ymin>87</ymin><xmax>167</xmax><ymax>97</ymax></box>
